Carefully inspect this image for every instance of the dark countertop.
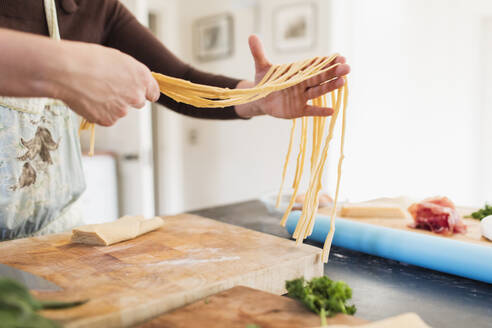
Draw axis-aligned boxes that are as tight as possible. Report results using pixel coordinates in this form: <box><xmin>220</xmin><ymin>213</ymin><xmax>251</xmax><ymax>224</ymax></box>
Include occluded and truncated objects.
<box><xmin>192</xmin><ymin>200</ymin><xmax>492</xmax><ymax>328</ymax></box>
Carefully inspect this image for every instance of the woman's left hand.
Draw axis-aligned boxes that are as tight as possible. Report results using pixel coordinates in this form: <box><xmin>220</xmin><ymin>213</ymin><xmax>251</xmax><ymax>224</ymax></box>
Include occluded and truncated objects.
<box><xmin>235</xmin><ymin>35</ymin><xmax>350</xmax><ymax>119</ymax></box>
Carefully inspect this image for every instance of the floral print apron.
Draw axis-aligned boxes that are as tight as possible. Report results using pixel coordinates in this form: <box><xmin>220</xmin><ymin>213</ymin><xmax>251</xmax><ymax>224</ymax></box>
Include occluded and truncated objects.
<box><xmin>0</xmin><ymin>0</ymin><xmax>85</xmax><ymax>240</ymax></box>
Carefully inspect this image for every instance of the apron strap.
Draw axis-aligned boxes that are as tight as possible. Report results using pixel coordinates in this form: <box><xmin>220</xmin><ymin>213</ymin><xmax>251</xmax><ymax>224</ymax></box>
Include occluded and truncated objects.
<box><xmin>44</xmin><ymin>0</ymin><xmax>61</xmax><ymax>40</ymax></box>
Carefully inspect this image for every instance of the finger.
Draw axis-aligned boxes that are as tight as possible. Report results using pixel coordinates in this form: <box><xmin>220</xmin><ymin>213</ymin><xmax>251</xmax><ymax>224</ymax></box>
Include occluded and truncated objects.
<box><xmin>248</xmin><ymin>34</ymin><xmax>271</xmax><ymax>72</ymax></box>
<box><xmin>96</xmin><ymin>113</ymin><xmax>115</xmax><ymax>127</ymax></box>
<box><xmin>117</xmin><ymin>105</ymin><xmax>129</xmax><ymax>117</ymax></box>
<box><xmin>331</xmin><ymin>55</ymin><xmax>346</xmax><ymax>65</ymax></box>
<box><xmin>98</xmin><ymin>119</ymin><xmax>114</xmax><ymax>127</ymax></box>
<box><xmin>128</xmin><ymin>91</ymin><xmax>146</xmax><ymax>109</ymax></box>
<box><xmin>146</xmin><ymin>76</ymin><xmax>161</xmax><ymax>102</ymax></box>
<box><xmin>303</xmin><ymin>105</ymin><xmax>334</xmax><ymax>117</ymax></box>
<box><xmin>133</xmin><ymin>96</ymin><xmax>146</xmax><ymax>109</ymax></box>
<box><xmin>68</xmin><ymin>101</ymin><xmax>100</xmax><ymax>125</ymax></box>
<box><xmin>305</xmin><ymin>63</ymin><xmax>350</xmax><ymax>88</ymax></box>
<box><xmin>305</xmin><ymin>77</ymin><xmax>345</xmax><ymax>100</ymax></box>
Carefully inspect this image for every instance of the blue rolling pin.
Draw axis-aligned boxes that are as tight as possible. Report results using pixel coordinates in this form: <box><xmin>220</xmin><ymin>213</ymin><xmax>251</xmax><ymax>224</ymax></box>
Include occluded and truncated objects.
<box><xmin>286</xmin><ymin>212</ymin><xmax>492</xmax><ymax>284</ymax></box>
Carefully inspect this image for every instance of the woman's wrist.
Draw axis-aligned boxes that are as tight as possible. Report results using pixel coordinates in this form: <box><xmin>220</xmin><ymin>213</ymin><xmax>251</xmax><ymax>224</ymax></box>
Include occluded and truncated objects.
<box><xmin>234</xmin><ymin>80</ymin><xmax>264</xmax><ymax>118</ymax></box>
<box><xmin>0</xmin><ymin>29</ymin><xmax>65</xmax><ymax>99</ymax></box>
<box><xmin>17</xmin><ymin>33</ymin><xmax>74</xmax><ymax>101</ymax></box>
<box><xmin>41</xmin><ymin>40</ymin><xmax>97</xmax><ymax>104</ymax></box>
<box><xmin>34</xmin><ymin>41</ymin><xmax>70</xmax><ymax>100</ymax></box>
<box><xmin>41</xmin><ymin>40</ymin><xmax>88</xmax><ymax>102</ymax></box>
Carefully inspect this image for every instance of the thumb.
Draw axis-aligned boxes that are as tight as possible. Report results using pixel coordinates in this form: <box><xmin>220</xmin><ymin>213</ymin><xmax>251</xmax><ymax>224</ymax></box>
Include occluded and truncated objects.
<box><xmin>146</xmin><ymin>74</ymin><xmax>161</xmax><ymax>103</ymax></box>
<box><xmin>248</xmin><ymin>34</ymin><xmax>271</xmax><ymax>72</ymax></box>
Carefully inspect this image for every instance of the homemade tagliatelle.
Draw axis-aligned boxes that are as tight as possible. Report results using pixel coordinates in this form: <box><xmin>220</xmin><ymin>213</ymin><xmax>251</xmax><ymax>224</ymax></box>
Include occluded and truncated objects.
<box><xmin>79</xmin><ymin>55</ymin><xmax>348</xmax><ymax>262</ymax></box>
<box><xmin>276</xmin><ymin>80</ymin><xmax>348</xmax><ymax>263</ymax></box>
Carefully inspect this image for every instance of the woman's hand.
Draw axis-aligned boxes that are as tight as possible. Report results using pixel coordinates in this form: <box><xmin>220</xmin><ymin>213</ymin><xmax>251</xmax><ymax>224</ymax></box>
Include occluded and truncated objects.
<box><xmin>235</xmin><ymin>35</ymin><xmax>350</xmax><ymax>119</ymax></box>
<box><xmin>0</xmin><ymin>29</ymin><xmax>160</xmax><ymax>127</ymax></box>
<box><xmin>56</xmin><ymin>42</ymin><xmax>160</xmax><ymax>126</ymax></box>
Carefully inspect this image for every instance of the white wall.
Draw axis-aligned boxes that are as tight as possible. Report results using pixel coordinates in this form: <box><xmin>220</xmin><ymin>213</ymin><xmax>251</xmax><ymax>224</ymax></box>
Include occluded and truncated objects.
<box><xmin>79</xmin><ymin>155</ymin><xmax>119</xmax><ymax>223</ymax></box>
<box><xmin>328</xmin><ymin>0</ymin><xmax>492</xmax><ymax>206</ymax></box>
<box><xmin>479</xmin><ymin>17</ymin><xmax>492</xmax><ymax>204</ymax></box>
<box><xmin>90</xmin><ymin>0</ymin><xmax>492</xmax><ymax>215</ymax></box>
<box><xmin>174</xmin><ymin>0</ymin><xmax>334</xmax><ymax>211</ymax></box>
<box><xmin>147</xmin><ymin>0</ymin><xmax>184</xmax><ymax>215</ymax></box>
<box><xmin>152</xmin><ymin>0</ymin><xmax>492</xmax><ymax>212</ymax></box>
<box><xmin>80</xmin><ymin>0</ymin><xmax>156</xmax><ymax>218</ymax></box>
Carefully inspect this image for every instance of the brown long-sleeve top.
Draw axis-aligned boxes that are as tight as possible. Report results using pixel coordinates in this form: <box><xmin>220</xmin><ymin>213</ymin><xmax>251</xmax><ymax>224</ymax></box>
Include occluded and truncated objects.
<box><xmin>0</xmin><ymin>0</ymin><xmax>242</xmax><ymax>119</ymax></box>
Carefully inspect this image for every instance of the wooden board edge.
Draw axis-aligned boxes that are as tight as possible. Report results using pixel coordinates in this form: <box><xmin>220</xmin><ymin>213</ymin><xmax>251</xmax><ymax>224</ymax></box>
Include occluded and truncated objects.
<box><xmin>139</xmin><ymin>285</ymin><xmax>368</xmax><ymax>328</ymax></box>
<box><xmin>64</xmin><ymin>253</ymin><xmax>323</xmax><ymax>328</ymax></box>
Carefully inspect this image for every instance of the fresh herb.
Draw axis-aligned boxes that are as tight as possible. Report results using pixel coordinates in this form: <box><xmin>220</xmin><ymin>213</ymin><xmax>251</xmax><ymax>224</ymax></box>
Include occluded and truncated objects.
<box><xmin>467</xmin><ymin>204</ymin><xmax>492</xmax><ymax>220</ymax></box>
<box><xmin>245</xmin><ymin>324</ymin><xmax>261</xmax><ymax>328</ymax></box>
<box><xmin>0</xmin><ymin>278</ymin><xmax>88</xmax><ymax>328</ymax></box>
<box><xmin>320</xmin><ymin>308</ymin><xmax>327</xmax><ymax>326</ymax></box>
<box><xmin>286</xmin><ymin>276</ymin><xmax>356</xmax><ymax>321</ymax></box>
<box><xmin>204</xmin><ymin>298</ymin><xmax>210</xmax><ymax>304</ymax></box>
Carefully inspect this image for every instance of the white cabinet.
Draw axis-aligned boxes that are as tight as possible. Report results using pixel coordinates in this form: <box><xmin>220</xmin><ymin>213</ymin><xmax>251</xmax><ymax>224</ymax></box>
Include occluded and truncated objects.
<box><xmin>79</xmin><ymin>154</ymin><xmax>119</xmax><ymax>224</ymax></box>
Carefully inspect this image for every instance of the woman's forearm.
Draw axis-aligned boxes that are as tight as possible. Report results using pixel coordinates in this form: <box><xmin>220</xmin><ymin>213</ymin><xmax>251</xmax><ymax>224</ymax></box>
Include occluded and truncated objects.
<box><xmin>0</xmin><ymin>28</ymin><xmax>67</xmax><ymax>99</ymax></box>
<box><xmin>102</xmin><ymin>2</ymin><xmax>242</xmax><ymax>120</ymax></box>
<box><xmin>0</xmin><ymin>28</ymin><xmax>159</xmax><ymax>126</ymax></box>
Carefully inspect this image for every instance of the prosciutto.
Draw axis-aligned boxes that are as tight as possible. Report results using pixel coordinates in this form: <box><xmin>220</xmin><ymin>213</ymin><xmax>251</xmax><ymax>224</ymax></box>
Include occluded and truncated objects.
<box><xmin>408</xmin><ymin>196</ymin><xmax>467</xmax><ymax>235</ymax></box>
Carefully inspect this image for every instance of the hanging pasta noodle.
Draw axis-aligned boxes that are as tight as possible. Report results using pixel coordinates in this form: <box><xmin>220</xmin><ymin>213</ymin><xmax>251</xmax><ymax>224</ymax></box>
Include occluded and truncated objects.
<box><xmin>79</xmin><ymin>55</ymin><xmax>340</xmax><ymax>156</ymax></box>
<box><xmin>79</xmin><ymin>118</ymin><xmax>95</xmax><ymax>156</ymax></box>
<box><xmin>322</xmin><ymin>81</ymin><xmax>348</xmax><ymax>262</ymax></box>
<box><xmin>79</xmin><ymin>55</ymin><xmax>340</xmax><ymax>155</ymax></box>
<box><xmin>275</xmin><ymin>119</ymin><xmax>296</xmax><ymax>208</ymax></box>
<box><xmin>277</xmin><ymin>80</ymin><xmax>348</xmax><ymax>263</ymax></box>
<box><xmin>78</xmin><ymin>55</ymin><xmax>348</xmax><ymax>263</ymax></box>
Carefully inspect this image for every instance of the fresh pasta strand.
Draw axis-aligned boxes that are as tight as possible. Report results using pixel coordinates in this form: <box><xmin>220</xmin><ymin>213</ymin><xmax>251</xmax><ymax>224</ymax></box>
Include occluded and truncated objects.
<box><xmin>322</xmin><ymin>80</ymin><xmax>348</xmax><ymax>262</ymax></box>
<box><xmin>79</xmin><ymin>118</ymin><xmax>96</xmax><ymax>156</ymax></box>
<box><xmin>292</xmin><ymin>90</ymin><xmax>339</xmax><ymax>243</ymax></box>
<box><xmin>78</xmin><ymin>55</ymin><xmax>341</xmax><ymax>156</ymax></box>
<box><xmin>89</xmin><ymin>123</ymin><xmax>95</xmax><ymax>156</ymax></box>
<box><xmin>276</xmin><ymin>119</ymin><xmax>297</xmax><ymax>208</ymax></box>
<box><xmin>280</xmin><ymin>117</ymin><xmax>308</xmax><ymax>227</ymax></box>
<box><xmin>76</xmin><ymin>55</ymin><xmax>349</xmax><ymax>265</ymax></box>
<box><xmin>279</xmin><ymin>79</ymin><xmax>347</xmax><ymax>263</ymax></box>
<box><xmin>151</xmin><ymin>55</ymin><xmax>340</xmax><ymax>108</ymax></box>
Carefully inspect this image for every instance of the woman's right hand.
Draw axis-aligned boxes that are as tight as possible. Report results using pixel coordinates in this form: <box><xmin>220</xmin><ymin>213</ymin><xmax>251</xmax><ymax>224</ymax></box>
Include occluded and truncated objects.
<box><xmin>0</xmin><ymin>29</ymin><xmax>160</xmax><ymax>126</ymax></box>
<box><xmin>54</xmin><ymin>42</ymin><xmax>160</xmax><ymax>126</ymax></box>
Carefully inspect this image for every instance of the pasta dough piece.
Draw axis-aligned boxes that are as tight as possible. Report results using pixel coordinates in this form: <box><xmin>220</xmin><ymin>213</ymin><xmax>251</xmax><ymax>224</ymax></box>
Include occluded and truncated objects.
<box><xmin>71</xmin><ymin>215</ymin><xmax>164</xmax><ymax>246</ymax></box>
<box><xmin>341</xmin><ymin>197</ymin><xmax>412</xmax><ymax>219</ymax></box>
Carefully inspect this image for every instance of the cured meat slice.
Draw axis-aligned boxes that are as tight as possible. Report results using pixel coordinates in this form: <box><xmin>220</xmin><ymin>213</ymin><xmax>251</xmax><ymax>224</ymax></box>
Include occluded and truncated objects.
<box><xmin>408</xmin><ymin>196</ymin><xmax>467</xmax><ymax>235</ymax></box>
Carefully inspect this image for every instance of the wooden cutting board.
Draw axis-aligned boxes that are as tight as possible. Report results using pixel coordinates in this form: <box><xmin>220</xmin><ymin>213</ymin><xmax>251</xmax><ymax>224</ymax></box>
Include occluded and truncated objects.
<box><xmin>319</xmin><ymin>206</ymin><xmax>492</xmax><ymax>247</ymax></box>
<box><xmin>0</xmin><ymin>214</ymin><xmax>323</xmax><ymax>328</ymax></box>
<box><xmin>139</xmin><ymin>286</ymin><xmax>366</xmax><ymax>328</ymax></box>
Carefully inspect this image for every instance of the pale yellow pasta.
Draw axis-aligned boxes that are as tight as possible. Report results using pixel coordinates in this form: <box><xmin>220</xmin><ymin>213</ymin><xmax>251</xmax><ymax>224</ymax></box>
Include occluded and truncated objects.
<box><xmin>78</xmin><ymin>56</ymin><xmax>348</xmax><ymax>263</ymax></box>
<box><xmin>276</xmin><ymin>119</ymin><xmax>296</xmax><ymax>208</ymax></box>
<box><xmin>279</xmin><ymin>80</ymin><xmax>348</xmax><ymax>263</ymax></box>
<box><xmin>79</xmin><ymin>55</ymin><xmax>340</xmax><ymax>156</ymax></box>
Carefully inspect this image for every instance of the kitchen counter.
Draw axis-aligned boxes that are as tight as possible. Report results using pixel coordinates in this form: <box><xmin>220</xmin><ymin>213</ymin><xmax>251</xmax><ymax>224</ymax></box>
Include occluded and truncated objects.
<box><xmin>192</xmin><ymin>200</ymin><xmax>492</xmax><ymax>328</ymax></box>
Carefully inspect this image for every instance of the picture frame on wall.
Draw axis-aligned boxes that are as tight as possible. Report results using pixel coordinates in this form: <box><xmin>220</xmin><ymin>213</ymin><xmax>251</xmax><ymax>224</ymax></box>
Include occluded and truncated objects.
<box><xmin>273</xmin><ymin>2</ymin><xmax>317</xmax><ymax>53</ymax></box>
<box><xmin>193</xmin><ymin>13</ymin><xmax>234</xmax><ymax>62</ymax></box>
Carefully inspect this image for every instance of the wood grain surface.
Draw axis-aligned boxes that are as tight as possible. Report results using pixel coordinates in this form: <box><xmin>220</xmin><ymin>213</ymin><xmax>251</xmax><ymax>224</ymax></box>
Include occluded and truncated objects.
<box><xmin>138</xmin><ymin>286</ymin><xmax>366</xmax><ymax>328</ymax></box>
<box><xmin>0</xmin><ymin>214</ymin><xmax>323</xmax><ymax>328</ymax></box>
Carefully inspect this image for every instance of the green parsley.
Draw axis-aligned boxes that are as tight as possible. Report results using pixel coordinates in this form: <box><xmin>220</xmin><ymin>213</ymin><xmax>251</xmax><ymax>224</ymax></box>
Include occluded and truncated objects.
<box><xmin>286</xmin><ymin>276</ymin><xmax>356</xmax><ymax>321</ymax></box>
<box><xmin>466</xmin><ymin>204</ymin><xmax>492</xmax><ymax>220</ymax></box>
